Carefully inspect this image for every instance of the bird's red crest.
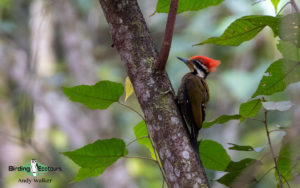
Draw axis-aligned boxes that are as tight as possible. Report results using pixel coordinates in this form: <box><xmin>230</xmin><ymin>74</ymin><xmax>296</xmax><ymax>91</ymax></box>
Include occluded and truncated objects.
<box><xmin>189</xmin><ymin>55</ymin><xmax>220</xmax><ymax>72</ymax></box>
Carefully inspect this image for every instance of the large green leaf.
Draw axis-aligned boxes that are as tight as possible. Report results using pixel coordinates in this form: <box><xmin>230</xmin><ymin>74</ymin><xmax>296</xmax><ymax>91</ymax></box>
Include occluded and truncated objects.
<box><xmin>133</xmin><ymin>121</ymin><xmax>156</xmax><ymax>160</ymax></box>
<box><xmin>63</xmin><ymin>80</ymin><xmax>124</xmax><ymax>110</ymax></box>
<box><xmin>218</xmin><ymin>158</ymin><xmax>258</xmax><ymax>186</ymax></box>
<box><xmin>252</xmin><ymin>59</ymin><xmax>300</xmax><ymax>97</ymax></box>
<box><xmin>277</xmin><ymin>143</ymin><xmax>292</xmax><ymax>185</ymax></box>
<box><xmin>197</xmin><ymin>15</ymin><xmax>280</xmax><ymax>46</ymax></box>
<box><xmin>276</xmin><ymin>134</ymin><xmax>300</xmax><ymax>185</ymax></box>
<box><xmin>203</xmin><ymin>114</ymin><xmax>241</xmax><ymax>128</ymax></box>
<box><xmin>277</xmin><ymin>40</ymin><xmax>300</xmax><ymax>61</ymax></box>
<box><xmin>239</xmin><ymin>99</ymin><xmax>262</xmax><ymax>121</ymax></box>
<box><xmin>279</xmin><ymin>13</ymin><xmax>300</xmax><ymax>47</ymax></box>
<box><xmin>225</xmin><ymin>158</ymin><xmax>257</xmax><ymax>172</ymax></box>
<box><xmin>199</xmin><ymin>140</ymin><xmax>231</xmax><ymax>171</ymax></box>
<box><xmin>155</xmin><ymin>0</ymin><xmax>224</xmax><ymax>14</ymax></box>
<box><xmin>63</xmin><ymin>138</ymin><xmax>128</xmax><ymax>182</ymax></box>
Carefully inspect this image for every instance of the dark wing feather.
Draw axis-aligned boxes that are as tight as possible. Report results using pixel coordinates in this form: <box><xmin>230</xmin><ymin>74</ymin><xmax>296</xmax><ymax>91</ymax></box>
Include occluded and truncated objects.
<box><xmin>178</xmin><ymin>73</ymin><xmax>209</xmax><ymax>130</ymax></box>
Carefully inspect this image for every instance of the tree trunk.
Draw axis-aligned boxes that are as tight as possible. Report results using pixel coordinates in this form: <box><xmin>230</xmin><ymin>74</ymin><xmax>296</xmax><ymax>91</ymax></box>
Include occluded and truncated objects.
<box><xmin>98</xmin><ymin>0</ymin><xmax>210</xmax><ymax>187</ymax></box>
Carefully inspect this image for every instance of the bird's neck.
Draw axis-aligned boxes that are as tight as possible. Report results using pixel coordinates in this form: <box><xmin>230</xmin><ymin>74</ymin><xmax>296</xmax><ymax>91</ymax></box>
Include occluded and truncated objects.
<box><xmin>193</xmin><ymin>69</ymin><xmax>208</xmax><ymax>79</ymax></box>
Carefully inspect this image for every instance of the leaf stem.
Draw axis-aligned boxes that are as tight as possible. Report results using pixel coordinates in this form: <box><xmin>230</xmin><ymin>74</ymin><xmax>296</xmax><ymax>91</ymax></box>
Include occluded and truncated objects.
<box><xmin>124</xmin><ymin>156</ymin><xmax>157</xmax><ymax>163</ymax></box>
<box><xmin>126</xmin><ymin>136</ymin><xmax>149</xmax><ymax>147</ymax></box>
<box><xmin>256</xmin><ymin>166</ymin><xmax>275</xmax><ymax>183</ymax></box>
<box><xmin>263</xmin><ymin>108</ymin><xmax>283</xmax><ymax>188</ymax></box>
<box><xmin>248</xmin><ymin>117</ymin><xmax>265</xmax><ymax>123</ymax></box>
<box><xmin>118</xmin><ymin>102</ymin><xmax>144</xmax><ymax>120</ymax></box>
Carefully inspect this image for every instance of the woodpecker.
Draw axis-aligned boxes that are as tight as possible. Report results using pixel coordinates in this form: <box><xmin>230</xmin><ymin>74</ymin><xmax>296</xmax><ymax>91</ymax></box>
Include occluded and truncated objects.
<box><xmin>177</xmin><ymin>56</ymin><xmax>220</xmax><ymax>147</ymax></box>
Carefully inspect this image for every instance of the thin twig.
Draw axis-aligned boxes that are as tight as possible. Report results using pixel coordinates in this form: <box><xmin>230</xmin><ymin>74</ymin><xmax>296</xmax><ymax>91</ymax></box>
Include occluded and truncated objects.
<box><xmin>155</xmin><ymin>0</ymin><xmax>179</xmax><ymax>71</ymax></box>
<box><xmin>124</xmin><ymin>156</ymin><xmax>157</xmax><ymax>163</ymax></box>
<box><xmin>281</xmin><ymin>174</ymin><xmax>291</xmax><ymax>188</ymax></box>
<box><xmin>118</xmin><ymin>102</ymin><xmax>144</xmax><ymax>120</ymax></box>
<box><xmin>256</xmin><ymin>167</ymin><xmax>275</xmax><ymax>184</ymax></box>
<box><xmin>290</xmin><ymin>0</ymin><xmax>299</xmax><ymax>12</ymax></box>
<box><xmin>148</xmin><ymin>131</ymin><xmax>169</xmax><ymax>187</ymax></box>
<box><xmin>162</xmin><ymin>178</ymin><xmax>165</xmax><ymax>188</ymax></box>
<box><xmin>248</xmin><ymin>118</ymin><xmax>265</xmax><ymax>123</ymax></box>
<box><xmin>263</xmin><ymin>108</ymin><xmax>283</xmax><ymax>188</ymax></box>
<box><xmin>126</xmin><ymin>136</ymin><xmax>149</xmax><ymax>147</ymax></box>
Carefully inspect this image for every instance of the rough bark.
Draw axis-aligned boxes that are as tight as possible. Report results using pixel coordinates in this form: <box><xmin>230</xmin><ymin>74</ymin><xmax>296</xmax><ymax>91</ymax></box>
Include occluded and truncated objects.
<box><xmin>98</xmin><ymin>0</ymin><xmax>209</xmax><ymax>187</ymax></box>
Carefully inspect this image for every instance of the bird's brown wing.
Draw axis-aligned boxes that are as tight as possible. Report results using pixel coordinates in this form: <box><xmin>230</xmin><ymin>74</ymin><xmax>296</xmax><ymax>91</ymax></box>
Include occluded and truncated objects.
<box><xmin>178</xmin><ymin>73</ymin><xmax>209</xmax><ymax>130</ymax></box>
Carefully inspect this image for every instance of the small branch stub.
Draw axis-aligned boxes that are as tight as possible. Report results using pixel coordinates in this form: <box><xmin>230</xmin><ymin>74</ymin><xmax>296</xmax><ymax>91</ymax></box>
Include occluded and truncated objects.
<box><xmin>155</xmin><ymin>0</ymin><xmax>179</xmax><ymax>71</ymax></box>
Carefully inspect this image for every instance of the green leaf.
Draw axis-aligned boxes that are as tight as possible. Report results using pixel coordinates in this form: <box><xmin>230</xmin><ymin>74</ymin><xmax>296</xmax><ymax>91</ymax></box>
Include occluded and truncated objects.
<box><xmin>63</xmin><ymin>80</ymin><xmax>124</xmax><ymax>110</ymax></box>
<box><xmin>63</xmin><ymin>138</ymin><xmax>128</xmax><ymax>182</ymax></box>
<box><xmin>239</xmin><ymin>99</ymin><xmax>262</xmax><ymax>121</ymax></box>
<box><xmin>252</xmin><ymin>59</ymin><xmax>300</xmax><ymax>97</ymax></box>
<box><xmin>277</xmin><ymin>143</ymin><xmax>292</xmax><ymax>184</ymax></box>
<box><xmin>133</xmin><ymin>121</ymin><xmax>156</xmax><ymax>160</ymax></box>
<box><xmin>197</xmin><ymin>15</ymin><xmax>280</xmax><ymax>46</ymax></box>
<box><xmin>218</xmin><ymin>158</ymin><xmax>258</xmax><ymax>186</ymax></box>
<box><xmin>225</xmin><ymin>158</ymin><xmax>257</xmax><ymax>172</ymax></box>
<box><xmin>271</xmin><ymin>0</ymin><xmax>281</xmax><ymax>12</ymax></box>
<box><xmin>279</xmin><ymin>13</ymin><xmax>300</xmax><ymax>47</ymax></box>
<box><xmin>217</xmin><ymin>171</ymin><xmax>241</xmax><ymax>186</ymax></box>
<box><xmin>155</xmin><ymin>0</ymin><xmax>224</xmax><ymax>14</ymax></box>
<box><xmin>228</xmin><ymin>143</ymin><xmax>254</xmax><ymax>152</ymax></box>
<box><xmin>203</xmin><ymin>114</ymin><xmax>241</xmax><ymax>128</ymax></box>
<box><xmin>199</xmin><ymin>140</ymin><xmax>231</xmax><ymax>171</ymax></box>
<box><xmin>74</xmin><ymin>167</ymin><xmax>106</xmax><ymax>182</ymax></box>
<box><xmin>277</xmin><ymin>40</ymin><xmax>300</xmax><ymax>61</ymax></box>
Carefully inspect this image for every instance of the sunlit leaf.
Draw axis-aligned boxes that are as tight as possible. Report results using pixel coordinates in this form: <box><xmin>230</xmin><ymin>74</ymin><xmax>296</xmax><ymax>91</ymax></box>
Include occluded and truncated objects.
<box><xmin>155</xmin><ymin>0</ymin><xmax>224</xmax><ymax>14</ymax></box>
<box><xmin>252</xmin><ymin>59</ymin><xmax>300</xmax><ymax>97</ymax></box>
<box><xmin>63</xmin><ymin>80</ymin><xmax>124</xmax><ymax>110</ymax></box>
<box><xmin>203</xmin><ymin>114</ymin><xmax>241</xmax><ymax>128</ymax></box>
<box><xmin>228</xmin><ymin>143</ymin><xmax>254</xmax><ymax>152</ymax></box>
<box><xmin>133</xmin><ymin>121</ymin><xmax>156</xmax><ymax>160</ymax></box>
<box><xmin>239</xmin><ymin>99</ymin><xmax>262</xmax><ymax>121</ymax></box>
<box><xmin>63</xmin><ymin>138</ymin><xmax>128</xmax><ymax>182</ymax></box>
<box><xmin>197</xmin><ymin>15</ymin><xmax>280</xmax><ymax>46</ymax></box>
<box><xmin>262</xmin><ymin>101</ymin><xmax>294</xmax><ymax>111</ymax></box>
<box><xmin>199</xmin><ymin>140</ymin><xmax>231</xmax><ymax>171</ymax></box>
<box><xmin>271</xmin><ymin>0</ymin><xmax>281</xmax><ymax>12</ymax></box>
<box><xmin>124</xmin><ymin>77</ymin><xmax>134</xmax><ymax>102</ymax></box>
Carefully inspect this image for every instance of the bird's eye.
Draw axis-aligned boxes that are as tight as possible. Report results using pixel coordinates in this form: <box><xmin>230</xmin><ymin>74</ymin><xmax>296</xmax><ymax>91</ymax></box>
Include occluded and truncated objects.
<box><xmin>193</xmin><ymin>60</ymin><xmax>202</xmax><ymax>65</ymax></box>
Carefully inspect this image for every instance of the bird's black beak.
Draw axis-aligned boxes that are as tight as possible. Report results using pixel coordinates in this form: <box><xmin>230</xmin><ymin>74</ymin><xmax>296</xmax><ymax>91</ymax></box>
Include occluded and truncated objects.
<box><xmin>177</xmin><ymin>57</ymin><xmax>190</xmax><ymax>64</ymax></box>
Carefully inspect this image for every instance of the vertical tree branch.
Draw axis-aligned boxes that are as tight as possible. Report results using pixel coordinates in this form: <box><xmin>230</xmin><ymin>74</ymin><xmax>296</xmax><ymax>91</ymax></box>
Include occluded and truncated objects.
<box><xmin>263</xmin><ymin>108</ymin><xmax>283</xmax><ymax>188</ymax></box>
<box><xmin>290</xmin><ymin>0</ymin><xmax>299</xmax><ymax>12</ymax></box>
<box><xmin>98</xmin><ymin>0</ymin><xmax>210</xmax><ymax>187</ymax></box>
<box><xmin>154</xmin><ymin>0</ymin><xmax>179</xmax><ymax>71</ymax></box>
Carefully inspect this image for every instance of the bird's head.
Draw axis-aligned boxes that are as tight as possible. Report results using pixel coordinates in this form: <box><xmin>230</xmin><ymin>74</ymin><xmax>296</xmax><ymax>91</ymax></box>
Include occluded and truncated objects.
<box><xmin>177</xmin><ymin>55</ymin><xmax>220</xmax><ymax>78</ymax></box>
